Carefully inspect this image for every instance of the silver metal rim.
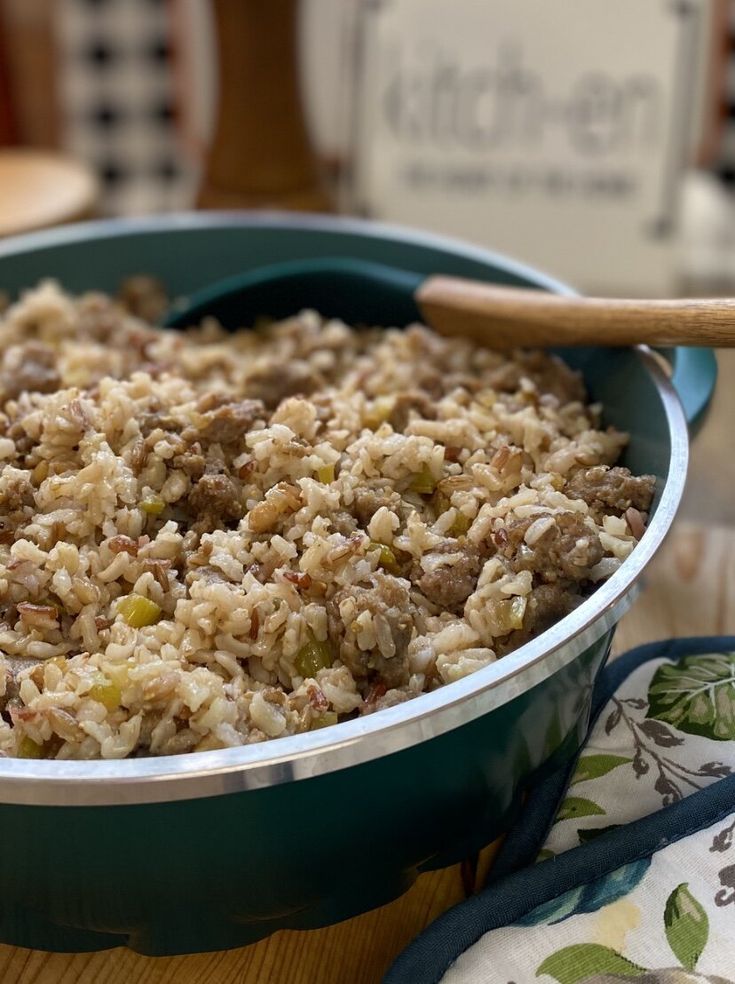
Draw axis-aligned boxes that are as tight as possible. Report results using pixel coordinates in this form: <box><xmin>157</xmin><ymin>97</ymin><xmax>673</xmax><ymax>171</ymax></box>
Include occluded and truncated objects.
<box><xmin>0</xmin><ymin>213</ymin><xmax>689</xmax><ymax>806</ymax></box>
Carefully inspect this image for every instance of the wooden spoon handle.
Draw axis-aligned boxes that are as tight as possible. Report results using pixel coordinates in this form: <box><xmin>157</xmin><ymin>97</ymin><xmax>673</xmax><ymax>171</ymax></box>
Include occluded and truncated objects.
<box><xmin>417</xmin><ymin>276</ymin><xmax>735</xmax><ymax>348</ymax></box>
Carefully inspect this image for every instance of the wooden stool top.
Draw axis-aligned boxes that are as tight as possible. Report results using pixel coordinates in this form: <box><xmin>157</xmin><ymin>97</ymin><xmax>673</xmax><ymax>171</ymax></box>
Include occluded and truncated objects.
<box><xmin>0</xmin><ymin>150</ymin><xmax>98</xmax><ymax>237</ymax></box>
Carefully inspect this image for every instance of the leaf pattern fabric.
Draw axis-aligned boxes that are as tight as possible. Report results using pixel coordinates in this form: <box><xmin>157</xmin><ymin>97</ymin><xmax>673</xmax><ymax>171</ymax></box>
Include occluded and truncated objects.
<box><xmin>647</xmin><ymin>654</ymin><xmax>735</xmax><ymax>741</ymax></box>
<box><xmin>546</xmin><ymin>654</ymin><xmax>735</xmax><ymax>857</ymax></box>
<box><xmin>437</xmin><ymin>822</ymin><xmax>735</xmax><ymax>982</ymax></box>
<box><xmin>385</xmin><ymin>641</ymin><xmax>735</xmax><ymax>984</ymax></box>
<box><xmin>663</xmin><ymin>884</ymin><xmax>709</xmax><ymax>972</ymax></box>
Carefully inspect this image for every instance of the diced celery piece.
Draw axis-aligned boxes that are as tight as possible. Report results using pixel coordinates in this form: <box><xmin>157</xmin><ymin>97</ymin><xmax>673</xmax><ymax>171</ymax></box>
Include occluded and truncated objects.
<box><xmin>17</xmin><ymin>736</ymin><xmax>43</xmax><ymax>759</ymax></box>
<box><xmin>117</xmin><ymin>595</ymin><xmax>162</xmax><ymax>628</ymax></box>
<box><xmin>369</xmin><ymin>541</ymin><xmax>400</xmax><ymax>575</ymax></box>
<box><xmin>409</xmin><ymin>464</ymin><xmax>437</xmax><ymax>495</ymax></box>
<box><xmin>140</xmin><ymin>495</ymin><xmax>165</xmax><ymax>516</ymax></box>
<box><xmin>295</xmin><ymin>635</ymin><xmax>333</xmax><ymax>678</ymax></box>
<box><xmin>311</xmin><ymin>711</ymin><xmax>338</xmax><ymax>730</ymax></box>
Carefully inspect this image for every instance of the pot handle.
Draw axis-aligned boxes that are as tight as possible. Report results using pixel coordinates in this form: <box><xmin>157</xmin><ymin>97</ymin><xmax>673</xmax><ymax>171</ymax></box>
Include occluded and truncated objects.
<box><xmin>661</xmin><ymin>347</ymin><xmax>717</xmax><ymax>434</ymax></box>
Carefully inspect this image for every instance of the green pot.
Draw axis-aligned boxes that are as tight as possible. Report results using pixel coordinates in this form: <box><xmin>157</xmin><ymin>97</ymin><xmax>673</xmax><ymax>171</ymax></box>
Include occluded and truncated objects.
<box><xmin>0</xmin><ymin>213</ymin><xmax>715</xmax><ymax>955</ymax></box>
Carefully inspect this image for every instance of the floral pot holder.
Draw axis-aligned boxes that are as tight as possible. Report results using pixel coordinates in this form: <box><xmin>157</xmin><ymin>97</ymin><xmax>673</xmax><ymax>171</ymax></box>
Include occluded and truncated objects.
<box><xmin>385</xmin><ymin>637</ymin><xmax>735</xmax><ymax>983</ymax></box>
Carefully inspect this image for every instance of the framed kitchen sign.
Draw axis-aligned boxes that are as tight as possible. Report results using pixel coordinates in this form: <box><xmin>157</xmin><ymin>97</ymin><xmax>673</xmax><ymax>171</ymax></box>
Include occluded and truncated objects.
<box><xmin>351</xmin><ymin>0</ymin><xmax>706</xmax><ymax>294</ymax></box>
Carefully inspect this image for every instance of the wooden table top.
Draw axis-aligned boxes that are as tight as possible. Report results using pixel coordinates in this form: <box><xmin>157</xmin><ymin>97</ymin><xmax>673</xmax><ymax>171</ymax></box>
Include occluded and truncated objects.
<box><xmin>2</xmin><ymin>351</ymin><xmax>732</xmax><ymax>984</ymax></box>
<box><xmin>0</xmin><ymin>151</ymin><xmax>98</xmax><ymax>238</ymax></box>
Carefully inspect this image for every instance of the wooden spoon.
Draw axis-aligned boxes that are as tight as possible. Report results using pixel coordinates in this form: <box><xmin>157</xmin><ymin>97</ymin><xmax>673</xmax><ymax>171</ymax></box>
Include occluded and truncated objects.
<box><xmin>165</xmin><ymin>257</ymin><xmax>735</xmax><ymax>348</ymax></box>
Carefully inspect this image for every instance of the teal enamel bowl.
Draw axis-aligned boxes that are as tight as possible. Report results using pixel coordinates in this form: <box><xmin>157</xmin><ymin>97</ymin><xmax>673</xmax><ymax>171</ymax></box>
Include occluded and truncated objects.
<box><xmin>0</xmin><ymin>214</ymin><xmax>715</xmax><ymax>955</ymax></box>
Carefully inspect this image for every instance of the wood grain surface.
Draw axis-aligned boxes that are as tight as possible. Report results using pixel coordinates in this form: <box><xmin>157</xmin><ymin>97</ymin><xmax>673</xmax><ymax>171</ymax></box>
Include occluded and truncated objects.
<box><xmin>418</xmin><ymin>276</ymin><xmax>735</xmax><ymax>349</ymax></box>
<box><xmin>1</xmin><ymin>350</ymin><xmax>731</xmax><ymax>983</ymax></box>
<box><xmin>0</xmin><ymin>151</ymin><xmax>98</xmax><ymax>237</ymax></box>
<box><xmin>196</xmin><ymin>0</ymin><xmax>332</xmax><ymax>212</ymax></box>
<box><xmin>0</xmin><ymin>0</ymin><xmax>59</xmax><ymax>149</ymax></box>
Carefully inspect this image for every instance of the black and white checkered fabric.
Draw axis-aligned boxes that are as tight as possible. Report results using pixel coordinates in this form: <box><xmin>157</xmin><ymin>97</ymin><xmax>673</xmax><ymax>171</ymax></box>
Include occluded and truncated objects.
<box><xmin>56</xmin><ymin>0</ymin><xmax>196</xmax><ymax>216</ymax></box>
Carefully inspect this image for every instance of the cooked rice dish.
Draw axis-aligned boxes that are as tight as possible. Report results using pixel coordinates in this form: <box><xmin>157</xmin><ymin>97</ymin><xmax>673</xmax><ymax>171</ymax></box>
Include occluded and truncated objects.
<box><xmin>0</xmin><ymin>280</ymin><xmax>655</xmax><ymax>760</ymax></box>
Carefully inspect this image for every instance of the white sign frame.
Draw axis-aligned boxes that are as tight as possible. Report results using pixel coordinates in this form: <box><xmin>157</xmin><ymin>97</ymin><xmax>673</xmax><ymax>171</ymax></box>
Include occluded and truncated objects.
<box><xmin>351</xmin><ymin>0</ymin><xmax>703</xmax><ymax>295</ymax></box>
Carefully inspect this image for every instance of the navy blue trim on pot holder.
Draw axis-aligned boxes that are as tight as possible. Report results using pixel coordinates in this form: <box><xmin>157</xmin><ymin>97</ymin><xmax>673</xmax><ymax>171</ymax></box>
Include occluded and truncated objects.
<box><xmin>383</xmin><ymin>636</ymin><xmax>735</xmax><ymax>984</ymax></box>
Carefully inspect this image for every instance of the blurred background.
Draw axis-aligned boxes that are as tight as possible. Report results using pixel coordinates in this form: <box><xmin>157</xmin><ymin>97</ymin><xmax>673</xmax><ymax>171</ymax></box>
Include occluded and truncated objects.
<box><xmin>0</xmin><ymin>0</ymin><xmax>735</xmax><ymax>297</ymax></box>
